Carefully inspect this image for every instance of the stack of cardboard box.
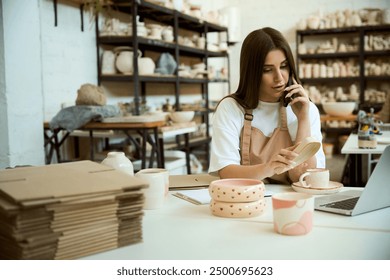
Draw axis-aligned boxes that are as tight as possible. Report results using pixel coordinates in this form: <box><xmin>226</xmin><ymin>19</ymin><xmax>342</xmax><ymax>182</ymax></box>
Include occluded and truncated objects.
<box><xmin>0</xmin><ymin>161</ymin><xmax>147</xmax><ymax>259</ymax></box>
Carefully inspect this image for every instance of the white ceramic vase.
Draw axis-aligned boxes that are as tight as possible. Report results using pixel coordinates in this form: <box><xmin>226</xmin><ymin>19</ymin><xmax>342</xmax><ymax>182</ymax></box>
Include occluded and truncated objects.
<box><xmin>101</xmin><ymin>151</ymin><xmax>134</xmax><ymax>176</ymax></box>
<box><xmin>383</xmin><ymin>9</ymin><xmax>390</xmax><ymax>24</ymax></box>
<box><xmin>114</xmin><ymin>48</ymin><xmax>142</xmax><ymax>74</ymax></box>
<box><xmin>101</xmin><ymin>50</ymin><xmax>116</xmax><ymax>74</ymax></box>
<box><xmin>139</xmin><ymin>57</ymin><xmax>156</xmax><ymax>75</ymax></box>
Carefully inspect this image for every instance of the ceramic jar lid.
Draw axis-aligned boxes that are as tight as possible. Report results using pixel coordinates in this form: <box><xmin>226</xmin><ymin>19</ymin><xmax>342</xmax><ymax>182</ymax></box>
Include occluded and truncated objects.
<box><xmin>209</xmin><ymin>178</ymin><xmax>265</xmax><ymax>203</ymax></box>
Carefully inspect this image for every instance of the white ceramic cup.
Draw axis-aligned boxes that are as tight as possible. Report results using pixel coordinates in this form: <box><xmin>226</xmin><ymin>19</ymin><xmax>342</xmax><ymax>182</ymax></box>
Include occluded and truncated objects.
<box><xmin>272</xmin><ymin>192</ymin><xmax>314</xmax><ymax>236</ymax></box>
<box><xmin>135</xmin><ymin>168</ymin><xmax>169</xmax><ymax>210</ymax></box>
<box><xmin>299</xmin><ymin>168</ymin><xmax>330</xmax><ymax>189</ymax></box>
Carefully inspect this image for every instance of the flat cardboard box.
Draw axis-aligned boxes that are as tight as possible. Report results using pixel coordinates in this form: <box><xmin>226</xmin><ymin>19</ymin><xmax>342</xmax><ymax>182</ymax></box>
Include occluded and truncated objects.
<box><xmin>0</xmin><ymin>160</ymin><xmax>147</xmax><ymax>203</ymax></box>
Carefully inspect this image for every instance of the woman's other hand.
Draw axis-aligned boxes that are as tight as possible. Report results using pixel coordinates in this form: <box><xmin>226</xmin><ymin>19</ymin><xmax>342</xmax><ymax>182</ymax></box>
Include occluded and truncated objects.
<box><xmin>268</xmin><ymin>146</ymin><xmax>299</xmax><ymax>176</ymax></box>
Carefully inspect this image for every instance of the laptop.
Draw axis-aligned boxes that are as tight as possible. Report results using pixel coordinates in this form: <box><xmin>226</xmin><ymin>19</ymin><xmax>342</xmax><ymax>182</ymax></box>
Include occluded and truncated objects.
<box><xmin>315</xmin><ymin>145</ymin><xmax>390</xmax><ymax>216</ymax></box>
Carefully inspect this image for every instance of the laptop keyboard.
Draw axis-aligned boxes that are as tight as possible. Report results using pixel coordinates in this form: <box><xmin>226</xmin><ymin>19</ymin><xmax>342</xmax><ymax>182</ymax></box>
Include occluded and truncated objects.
<box><xmin>322</xmin><ymin>197</ymin><xmax>359</xmax><ymax>210</ymax></box>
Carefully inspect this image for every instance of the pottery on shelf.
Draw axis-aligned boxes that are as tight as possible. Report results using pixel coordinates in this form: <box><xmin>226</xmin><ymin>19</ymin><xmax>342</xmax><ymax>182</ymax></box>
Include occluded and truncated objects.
<box><xmin>114</xmin><ymin>47</ymin><xmax>142</xmax><ymax>74</ymax></box>
<box><xmin>139</xmin><ymin>56</ymin><xmax>156</xmax><ymax>75</ymax></box>
<box><xmin>156</xmin><ymin>52</ymin><xmax>177</xmax><ymax>75</ymax></box>
<box><xmin>101</xmin><ymin>50</ymin><xmax>116</xmax><ymax>74</ymax></box>
<box><xmin>307</xmin><ymin>15</ymin><xmax>320</xmax><ymax>29</ymax></box>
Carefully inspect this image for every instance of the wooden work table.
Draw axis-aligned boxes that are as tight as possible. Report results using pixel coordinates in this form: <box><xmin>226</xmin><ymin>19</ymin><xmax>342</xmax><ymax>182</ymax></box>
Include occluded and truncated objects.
<box><xmin>44</xmin><ymin>120</ymin><xmax>166</xmax><ymax>169</ymax></box>
<box><xmin>44</xmin><ymin>121</ymin><xmax>204</xmax><ymax>173</ymax></box>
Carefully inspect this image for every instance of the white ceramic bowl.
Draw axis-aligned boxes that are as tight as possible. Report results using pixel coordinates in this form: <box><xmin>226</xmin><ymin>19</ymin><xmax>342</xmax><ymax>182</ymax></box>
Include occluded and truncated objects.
<box><xmin>322</xmin><ymin>102</ymin><xmax>356</xmax><ymax>116</ymax></box>
<box><xmin>209</xmin><ymin>178</ymin><xmax>265</xmax><ymax>202</ymax></box>
<box><xmin>169</xmin><ymin>111</ymin><xmax>195</xmax><ymax>123</ymax></box>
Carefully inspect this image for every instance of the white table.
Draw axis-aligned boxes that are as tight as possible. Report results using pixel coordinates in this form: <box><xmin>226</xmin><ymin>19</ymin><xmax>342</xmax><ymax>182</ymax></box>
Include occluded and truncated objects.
<box><xmin>82</xmin><ymin>185</ymin><xmax>390</xmax><ymax>260</ymax></box>
<box><xmin>341</xmin><ymin>132</ymin><xmax>390</xmax><ymax>186</ymax></box>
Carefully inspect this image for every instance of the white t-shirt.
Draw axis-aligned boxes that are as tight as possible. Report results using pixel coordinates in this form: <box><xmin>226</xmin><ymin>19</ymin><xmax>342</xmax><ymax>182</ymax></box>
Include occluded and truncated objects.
<box><xmin>208</xmin><ymin>97</ymin><xmax>326</xmax><ymax>175</ymax></box>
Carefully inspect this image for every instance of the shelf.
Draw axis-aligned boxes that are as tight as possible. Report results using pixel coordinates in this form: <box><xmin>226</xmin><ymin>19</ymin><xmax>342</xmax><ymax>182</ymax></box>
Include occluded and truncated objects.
<box><xmin>321</xmin><ymin>127</ymin><xmax>355</xmax><ymax>134</ymax></box>
<box><xmin>298</xmin><ymin>52</ymin><xmax>360</xmax><ymax>59</ymax></box>
<box><xmin>100</xmin><ymin>74</ymin><xmax>217</xmax><ymax>84</ymax></box>
<box><xmin>364</xmin><ymin>50</ymin><xmax>390</xmax><ymax>57</ymax></box>
<box><xmin>98</xmin><ymin>36</ymin><xmax>228</xmax><ymax>58</ymax></box>
<box><xmin>112</xmin><ymin>0</ymin><xmax>227</xmax><ymax>33</ymax></box>
<box><xmin>297</xmin><ymin>25</ymin><xmax>390</xmax><ymax>148</ymax></box>
<box><xmin>320</xmin><ymin>114</ymin><xmax>357</xmax><ymax>122</ymax></box>
<box><xmin>209</xmin><ymin>78</ymin><xmax>229</xmax><ymax>83</ymax></box>
<box><xmin>300</xmin><ymin>77</ymin><xmax>360</xmax><ymax>83</ymax></box>
<box><xmin>99</xmin><ymin>36</ymin><xmax>176</xmax><ymax>50</ymax></box>
<box><xmin>96</xmin><ymin>0</ymin><xmax>230</xmax><ymax>171</ymax></box>
<box><xmin>297</xmin><ymin>24</ymin><xmax>390</xmax><ymax>36</ymax></box>
<box><xmin>297</xmin><ymin>25</ymin><xmax>389</xmax><ymax>110</ymax></box>
<box><xmin>365</xmin><ymin>75</ymin><xmax>390</xmax><ymax>82</ymax></box>
<box><xmin>360</xmin><ymin>103</ymin><xmax>384</xmax><ymax>113</ymax></box>
<box><xmin>100</xmin><ymin>74</ymin><xmax>176</xmax><ymax>83</ymax></box>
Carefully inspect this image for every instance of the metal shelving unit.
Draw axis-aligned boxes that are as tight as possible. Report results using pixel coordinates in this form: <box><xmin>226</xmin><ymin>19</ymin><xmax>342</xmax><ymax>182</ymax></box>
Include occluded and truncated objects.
<box><xmin>95</xmin><ymin>0</ymin><xmax>230</xmax><ymax>166</ymax></box>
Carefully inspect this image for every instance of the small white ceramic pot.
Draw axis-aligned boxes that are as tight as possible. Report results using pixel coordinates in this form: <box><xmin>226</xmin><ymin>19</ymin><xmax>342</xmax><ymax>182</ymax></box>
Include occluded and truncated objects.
<box><xmin>101</xmin><ymin>151</ymin><xmax>134</xmax><ymax>176</ymax></box>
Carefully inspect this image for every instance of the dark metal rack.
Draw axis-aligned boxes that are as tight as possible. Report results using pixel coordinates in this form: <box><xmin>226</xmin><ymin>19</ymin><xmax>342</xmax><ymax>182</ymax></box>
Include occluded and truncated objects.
<box><xmin>296</xmin><ymin>25</ymin><xmax>390</xmax><ymax>111</ymax></box>
<box><xmin>95</xmin><ymin>0</ymin><xmax>230</xmax><ymax>165</ymax></box>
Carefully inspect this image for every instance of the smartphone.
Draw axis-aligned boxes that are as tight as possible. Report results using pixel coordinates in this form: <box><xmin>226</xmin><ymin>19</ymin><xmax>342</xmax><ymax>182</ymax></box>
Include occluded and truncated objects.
<box><xmin>282</xmin><ymin>72</ymin><xmax>294</xmax><ymax>107</ymax></box>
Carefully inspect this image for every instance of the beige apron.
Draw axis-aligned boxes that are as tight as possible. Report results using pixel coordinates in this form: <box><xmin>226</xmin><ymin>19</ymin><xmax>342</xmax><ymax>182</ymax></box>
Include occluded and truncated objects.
<box><xmin>240</xmin><ymin>106</ymin><xmax>293</xmax><ymax>184</ymax></box>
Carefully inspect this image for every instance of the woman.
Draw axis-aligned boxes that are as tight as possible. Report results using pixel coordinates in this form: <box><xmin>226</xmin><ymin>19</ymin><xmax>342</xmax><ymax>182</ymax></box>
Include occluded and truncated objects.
<box><xmin>209</xmin><ymin>27</ymin><xmax>325</xmax><ymax>184</ymax></box>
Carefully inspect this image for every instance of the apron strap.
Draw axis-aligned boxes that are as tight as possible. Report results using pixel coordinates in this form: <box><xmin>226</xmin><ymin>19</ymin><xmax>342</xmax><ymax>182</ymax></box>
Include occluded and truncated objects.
<box><xmin>241</xmin><ymin>110</ymin><xmax>253</xmax><ymax>165</ymax></box>
<box><xmin>279</xmin><ymin>106</ymin><xmax>288</xmax><ymax>130</ymax></box>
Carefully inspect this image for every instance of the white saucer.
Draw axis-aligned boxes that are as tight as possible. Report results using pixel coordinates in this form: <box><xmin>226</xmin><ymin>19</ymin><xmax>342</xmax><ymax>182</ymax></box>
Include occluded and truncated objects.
<box><xmin>291</xmin><ymin>181</ymin><xmax>343</xmax><ymax>195</ymax></box>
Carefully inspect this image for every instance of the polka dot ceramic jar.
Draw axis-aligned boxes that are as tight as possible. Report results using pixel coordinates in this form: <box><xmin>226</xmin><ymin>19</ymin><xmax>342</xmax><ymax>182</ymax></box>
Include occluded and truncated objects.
<box><xmin>208</xmin><ymin>178</ymin><xmax>266</xmax><ymax>218</ymax></box>
<box><xmin>210</xmin><ymin>199</ymin><xmax>265</xmax><ymax>218</ymax></box>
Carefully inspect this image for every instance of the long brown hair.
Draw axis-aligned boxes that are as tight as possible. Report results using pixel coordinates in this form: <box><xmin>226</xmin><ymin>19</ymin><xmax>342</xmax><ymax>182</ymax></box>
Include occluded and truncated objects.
<box><xmin>227</xmin><ymin>27</ymin><xmax>300</xmax><ymax>110</ymax></box>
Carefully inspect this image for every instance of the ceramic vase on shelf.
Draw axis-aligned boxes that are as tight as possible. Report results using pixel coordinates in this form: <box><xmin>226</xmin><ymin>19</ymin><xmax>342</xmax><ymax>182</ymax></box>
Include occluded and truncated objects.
<box><xmin>114</xmin><ymin>47</ymin><xmax>142</xmax><ymax>74</ymax></box>
<box><xmin>101</xmin><ymin>151</ymin><xmax>134</xmax><ymax>176</ymax></box>
<box><xmin>101</xmin><ymin>50</ymin><xmax>116</xmax><ymax>74</ymax></box>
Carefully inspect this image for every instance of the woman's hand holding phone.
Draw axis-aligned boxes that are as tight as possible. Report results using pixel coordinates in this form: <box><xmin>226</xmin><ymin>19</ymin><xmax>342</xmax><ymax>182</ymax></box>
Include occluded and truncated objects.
<box><xmin>282</xmin><ymin>76</ymin><xmax>294</xmax><ymax>107</ymax></box>
<box><xmin>283</xmin><ymin>76</ymin><xmax>311</xmax><ymax>119</ymax></box>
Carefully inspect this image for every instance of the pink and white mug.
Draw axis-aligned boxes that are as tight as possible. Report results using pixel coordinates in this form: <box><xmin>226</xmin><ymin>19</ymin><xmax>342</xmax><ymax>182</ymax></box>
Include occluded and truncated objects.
<box><xmin>272</xmin><ymin>192</ymin><xmax>314</xmax><ymax>236</ymax></box>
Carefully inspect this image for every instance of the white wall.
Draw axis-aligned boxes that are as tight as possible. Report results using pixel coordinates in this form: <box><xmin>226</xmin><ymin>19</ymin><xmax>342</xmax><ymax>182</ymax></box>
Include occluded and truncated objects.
<box><xmin>1</xmin><ymin>0</ymin><xmax>44</xmax><ymax>168</ymax></box>
<box><xmin>0</xmin><ymin>0</ymin><xmax>389</xmax><ymax>168</ymax></box>
<box><xmin>40</xmin><ymin>0</ymin><xmax>97</xmax><ymax>120</ymax></box>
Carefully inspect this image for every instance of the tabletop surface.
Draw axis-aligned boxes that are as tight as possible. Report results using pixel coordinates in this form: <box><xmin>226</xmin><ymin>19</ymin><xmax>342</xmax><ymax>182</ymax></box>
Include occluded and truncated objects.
<box><xmin>341</xmin><ymin>132</ymin><xmax>390</xmax><ymax>154</ymax></box>
<box><xmin>44</xmin><ymin>121</ymin><xmax>197</xmax><ymax>139</ymax></box>
<box><xmin>82</xmin><ymin>185</ymin><xmax>390</xmax><ymax>260</ymax></box>
<box><xmin>44</xmin><ymin>120</ymin><xmax>167</xmax><ymax>130</ymax></box>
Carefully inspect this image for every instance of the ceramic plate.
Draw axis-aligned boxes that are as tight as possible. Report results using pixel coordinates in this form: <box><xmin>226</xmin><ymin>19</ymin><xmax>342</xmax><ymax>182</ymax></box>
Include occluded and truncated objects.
<box><xmin>275</xmin><ymin>136</ymin><xmax>321</xmax><ymax>174</ymax></box>
<box><xmin>291</xmin><ymin>181</ymin><xmax>343</xmax><ymax>195</ymax></box>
